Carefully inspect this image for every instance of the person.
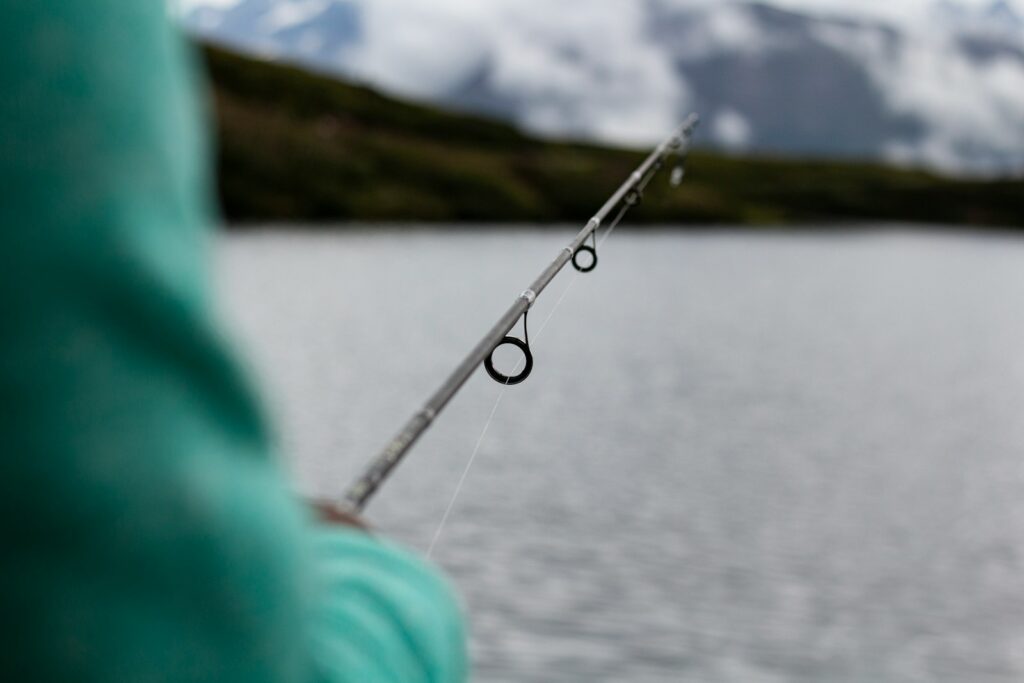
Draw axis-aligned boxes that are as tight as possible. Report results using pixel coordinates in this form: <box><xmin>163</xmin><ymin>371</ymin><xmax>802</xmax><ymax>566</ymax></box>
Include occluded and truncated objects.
<box><xmin>0</xmin><ymin>2</ymin><xmax>468</xmax><ymax>681</ymax></box>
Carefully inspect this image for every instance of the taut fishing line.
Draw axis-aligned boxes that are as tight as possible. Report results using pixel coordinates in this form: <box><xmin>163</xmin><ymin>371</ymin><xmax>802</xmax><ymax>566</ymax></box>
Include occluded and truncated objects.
<box><xmin>427</xmin><ymin>273</ymin><xmax>580</xmax><ymax>557</ymax></box>
<box><xmin>427</xmin><ymin>170</ymin><xmax>662</xmax><ymax>557</ymax></box>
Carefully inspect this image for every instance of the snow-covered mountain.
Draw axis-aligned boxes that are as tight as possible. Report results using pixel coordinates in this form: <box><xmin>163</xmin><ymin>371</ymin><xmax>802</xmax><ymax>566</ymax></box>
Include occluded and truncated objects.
<box><xmin>180</xmin><ymin>0</ymin><xmax>1024</xmax><ymax>175</ymax></box>
<box><xmin>185</xmin><ymin>0</ymin><xmax>362</xmax><ymax>63</ymax></box>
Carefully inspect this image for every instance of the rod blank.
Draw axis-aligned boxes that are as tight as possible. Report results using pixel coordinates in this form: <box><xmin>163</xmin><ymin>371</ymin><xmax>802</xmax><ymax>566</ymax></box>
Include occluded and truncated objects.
<box><xmin>341</xmin><ymin>114</ymin><xmax>700</xmax><ymax>513</ymax></box>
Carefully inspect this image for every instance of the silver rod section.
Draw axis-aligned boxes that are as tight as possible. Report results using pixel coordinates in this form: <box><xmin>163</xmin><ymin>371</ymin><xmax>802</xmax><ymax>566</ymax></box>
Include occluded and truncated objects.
<box><xmin>342</xmin><ymin>114</ymin><xmax>700</xmax><ymax>512</ymax></box>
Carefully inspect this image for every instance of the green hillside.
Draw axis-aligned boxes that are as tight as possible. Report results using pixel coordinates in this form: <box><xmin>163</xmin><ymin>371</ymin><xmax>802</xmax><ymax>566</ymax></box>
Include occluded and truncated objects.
<box><xmin>201</xmin><ymin>45</ymin><xmax>1024</xmax><ymax>228</ymax></box>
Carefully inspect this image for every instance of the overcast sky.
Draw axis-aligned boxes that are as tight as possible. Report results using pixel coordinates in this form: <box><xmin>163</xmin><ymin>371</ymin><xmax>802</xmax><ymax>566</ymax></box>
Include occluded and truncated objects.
<box><xmin>768</xmin><ymin>0</ymin><xmax>1004</xmax><ymax>21</ymax></box>
<box><xmin>177</xmin><ymin>0</ymin><xmax>1018</xmax><ymax>24</ymax></box>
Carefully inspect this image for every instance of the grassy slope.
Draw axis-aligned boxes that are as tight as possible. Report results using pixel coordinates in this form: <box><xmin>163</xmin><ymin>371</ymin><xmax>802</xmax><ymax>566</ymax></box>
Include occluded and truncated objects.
<box><xmin>202</xmin><ymin>45</ymin><xmax>1024</xmax><ymax>228</ymax></box>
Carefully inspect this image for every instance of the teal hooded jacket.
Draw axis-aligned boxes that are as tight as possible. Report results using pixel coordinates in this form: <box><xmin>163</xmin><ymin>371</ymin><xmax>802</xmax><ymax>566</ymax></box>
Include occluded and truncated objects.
<box><xmin>0</xmin><ymin>2</ymin><xmax>467</xmax><ymax>682</ymax></box>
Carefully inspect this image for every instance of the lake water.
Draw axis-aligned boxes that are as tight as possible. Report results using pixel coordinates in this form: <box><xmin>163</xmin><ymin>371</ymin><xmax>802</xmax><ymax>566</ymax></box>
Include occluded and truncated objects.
<box><xmin>217</xmin><ymin>227</ymin><xmax>1024</xmax><ymax>683</ymax></box>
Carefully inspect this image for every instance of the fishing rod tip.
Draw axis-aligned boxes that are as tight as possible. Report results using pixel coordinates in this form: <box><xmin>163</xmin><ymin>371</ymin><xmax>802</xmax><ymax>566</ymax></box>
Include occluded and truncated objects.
<box><xmin>667</xmin><ymin>114</ymin><xmax>700</xmax><ymax>151</ymax></box>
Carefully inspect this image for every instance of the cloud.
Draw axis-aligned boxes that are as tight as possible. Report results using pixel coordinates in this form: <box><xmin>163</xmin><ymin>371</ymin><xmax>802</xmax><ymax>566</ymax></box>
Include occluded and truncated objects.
<box><xmin>263</xmin><ymin>0</ymin><xmax>331</xmax><ymax>31</ymax></box>
<box><xmin>343</xmin><ymin>0</ymin><xmax>689</xmax><ymax>144</ymax></box>
<box><xmin>174</xmin><ymin>0</ymin><xmax>240</xmax><ymax>12</ymax></box>
<box><xmin>484</xmin><ymin>0</ymin><xmax>688</xmax><ymax>144</ymax></box>
<box><xmin>341</xmin><ymin>0</ymin><xmax>490</xmax><ymax>98</ymax></box>
<box><xmin>757</xmin><ymin>0</ymin><xmax>1021</xmax><ymax>25</ymax></box>
<box><xmin>815</xmin><ymin>20</ymin><xmax>1024</xmax><ymax>172</ymax></box>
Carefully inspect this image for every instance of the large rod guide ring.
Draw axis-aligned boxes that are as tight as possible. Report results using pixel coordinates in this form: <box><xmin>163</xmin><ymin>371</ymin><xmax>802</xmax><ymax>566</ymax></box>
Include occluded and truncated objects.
<box><xmin>572</xmin><ymin>244</ymin><xmax>597</xmax><ymax>273</ymax></box>
<box><xmin>484</xmin><ymin>295</ymin><xmax>534</xmax><ymax>386</ymax></box>
<box><xmin>572</xmin><ymin>219</ymin><xmax>600</xmax><ymax>273</ymax></box>
<box><xmin>484</xmin><ymin>336</ymin><xmax>533</xmax><ymax>386</ymax></box>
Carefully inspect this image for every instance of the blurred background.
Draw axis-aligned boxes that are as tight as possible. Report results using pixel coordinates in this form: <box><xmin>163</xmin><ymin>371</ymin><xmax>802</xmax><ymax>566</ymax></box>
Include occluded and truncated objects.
<box><xmin>174</xmin><ymin>0</ymin><xmax>1024</xmax><ymax>225</ymax></box>
<box><xmin>177</xmin><ymin>1</ymin><xmax>1024</xmax><ymax>681</ymax></box>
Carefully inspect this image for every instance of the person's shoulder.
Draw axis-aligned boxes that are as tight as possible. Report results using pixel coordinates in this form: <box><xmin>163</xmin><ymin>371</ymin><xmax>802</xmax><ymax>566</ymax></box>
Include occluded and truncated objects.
<box><xmin>314</xmin><ymin>529</ymin><xmax>457</xmax><ymax>601</ymax></box>
<box><xmin>310</xmin><ymin>528</ymin><xmax>468</xmax><ymax>683</ymax></box>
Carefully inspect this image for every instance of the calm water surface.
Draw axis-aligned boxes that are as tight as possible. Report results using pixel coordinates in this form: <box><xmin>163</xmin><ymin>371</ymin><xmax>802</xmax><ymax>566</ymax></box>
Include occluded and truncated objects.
<box><xmin>217</xmin><ymin>227</ymin><xmax>1024</xmax><ymax>682</ymax></box>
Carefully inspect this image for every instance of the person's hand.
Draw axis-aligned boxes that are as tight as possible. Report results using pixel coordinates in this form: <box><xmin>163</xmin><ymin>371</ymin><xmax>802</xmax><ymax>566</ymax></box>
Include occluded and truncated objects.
<box><xmin>308</xmin><ymin>500</ymin><xmax>371</xmax><ymax>532</ymax></box>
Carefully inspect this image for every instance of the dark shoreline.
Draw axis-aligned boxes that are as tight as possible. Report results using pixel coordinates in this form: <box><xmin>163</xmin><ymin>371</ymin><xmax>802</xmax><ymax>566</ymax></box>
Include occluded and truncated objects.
<box><xmin>221</xmin><ymin>222</ymin><xmax>1024</xmax><ymax>236</ymax></box>
<box><xmin>203</xmin><ymin>44</ymin><xmax>1024</xmax><ymax>230</ymax></box>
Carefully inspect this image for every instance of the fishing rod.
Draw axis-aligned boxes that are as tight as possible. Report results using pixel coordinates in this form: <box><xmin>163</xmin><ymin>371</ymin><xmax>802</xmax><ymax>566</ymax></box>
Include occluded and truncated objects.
<box><xmin>341</xmin><ymin>113</ymin><xmax>700</xmax><ymax>513</ymax></box>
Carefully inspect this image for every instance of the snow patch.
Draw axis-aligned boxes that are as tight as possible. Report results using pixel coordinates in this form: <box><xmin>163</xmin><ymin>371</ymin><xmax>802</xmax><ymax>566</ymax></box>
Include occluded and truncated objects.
<box><xmin>262</xmin><ymin>0</ymin><xmax>330</xmax><ymax>31</ymax></box>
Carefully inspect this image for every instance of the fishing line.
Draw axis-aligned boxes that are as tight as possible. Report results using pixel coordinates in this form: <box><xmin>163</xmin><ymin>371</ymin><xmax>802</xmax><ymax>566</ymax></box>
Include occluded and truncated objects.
<box><xmin>426</xmin><ymin>378</ymin><xmax>512</xmax><ymax>558</ymax></box>
<box><xmin>426</xmin><ymin>199</ymin><xmax>639</xmax><ymax>556</ymax></box>
<box><xmin>427</xmin><ymin>273</ymin><xmax>579</xmax><ymax>557</ymax></box>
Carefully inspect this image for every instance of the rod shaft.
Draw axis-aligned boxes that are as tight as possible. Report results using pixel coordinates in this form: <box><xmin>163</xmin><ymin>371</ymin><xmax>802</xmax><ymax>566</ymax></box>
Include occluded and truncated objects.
<box><xmin>342</xmin><ymin>114</ymin><xmax>699</xmax><ymax>512</ymax></box>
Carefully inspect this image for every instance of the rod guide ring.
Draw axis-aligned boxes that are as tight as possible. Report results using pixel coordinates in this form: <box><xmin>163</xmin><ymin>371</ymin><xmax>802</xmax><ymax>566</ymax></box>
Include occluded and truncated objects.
<box><xmin>484</xmin><ymin>337</ymin><xmax>533</xmax><ymax>386</ymax></box>
<box><xmin>571</xmin><ymin>245</ymin><xmax>598</xmax><ymax>273</ymax></box>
